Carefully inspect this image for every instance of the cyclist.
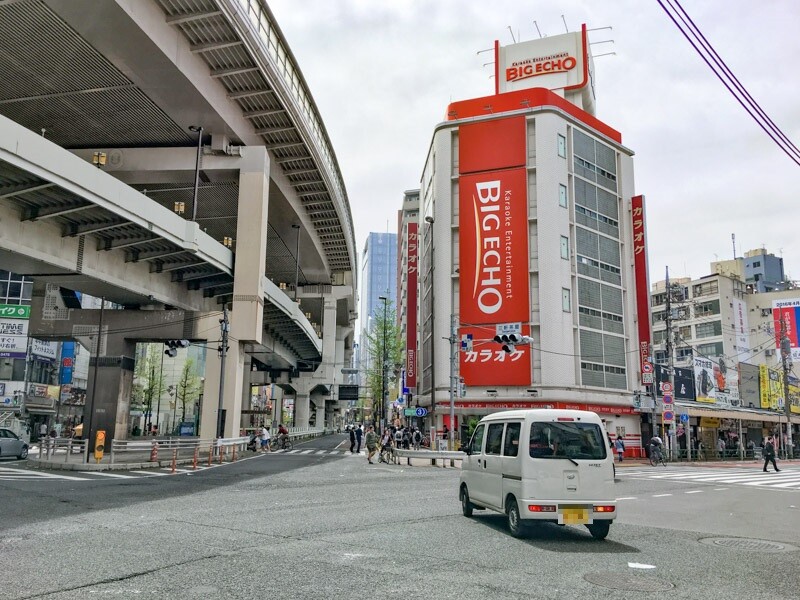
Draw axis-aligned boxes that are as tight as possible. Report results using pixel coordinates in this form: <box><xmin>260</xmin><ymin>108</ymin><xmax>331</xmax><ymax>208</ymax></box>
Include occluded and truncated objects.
<box><xmin>277</xmin><ymin>423</ymin><xmax>289</xmax><ymax>450</ymax></box>
<box><xmin>649</xmin><ymin>435</ymin><xmax>665</xmax><ymax>464</ymax></box>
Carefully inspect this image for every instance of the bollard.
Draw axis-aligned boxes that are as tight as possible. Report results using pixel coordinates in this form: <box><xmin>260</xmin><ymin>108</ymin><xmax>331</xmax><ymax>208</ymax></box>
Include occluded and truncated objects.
<box><xmin>171</xmin><ymin>449</ymin><xmax>177</xmax><ymax>474</ymax></box>
<box><xmin>193</xmin><ymin>447</ymin><xmax>199</xmax><ymax>470</ymax></box>
<box><xmin>219</xmin><ymin>444</ymin><xmax>223</xmax><ymax>464</ymax></box>
<box><xmin>150</xmin><ymin>439</ymin><xmax>159</xmax><ymax>462</ymax></box>
<box><xmin>232</xmin><ymin>444</ymin><xmax>237</xmax><ymax>462</ymax></box>
<box><xmin>208</xmin><ymin>443</ymin><xmax>213</xmax><ymax>466</ymax></box>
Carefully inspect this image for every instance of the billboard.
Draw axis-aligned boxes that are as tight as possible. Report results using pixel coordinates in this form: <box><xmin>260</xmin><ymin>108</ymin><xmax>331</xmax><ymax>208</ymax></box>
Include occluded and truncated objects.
<box><xmin>0</xmin><ymin>317</ymin><xmax>28</xmax><ymax>359</ymax></box>
<box><xmin>458</xmin><ymin>116</ymin><xmax>531</xmax><ymax>386</ymax></box>
<box><xmin>773</xmin><ymin>298</ymin><xmax>800</xmax><ymax>361</ymax></box>
<box><xmin>405</xmin><ymin>222</ymin><xmax>418</xmax><ymax>389</ymax></box>
<box><xmin>694</xmin><ymin>356</ymin><xmax>739</xmax><ymax>406</ymax></box>
<box><xmin>655</xmin><ymin>364</ymin><xmax>694</xmax><ymax>400</ymax></box>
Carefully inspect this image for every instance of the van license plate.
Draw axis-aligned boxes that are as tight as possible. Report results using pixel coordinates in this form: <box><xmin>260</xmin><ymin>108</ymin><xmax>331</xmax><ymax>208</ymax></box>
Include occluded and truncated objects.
<box><xmin>559</xmin><ymin>507</ymin><xmax>589</xmax><ymax>525</ymax></box>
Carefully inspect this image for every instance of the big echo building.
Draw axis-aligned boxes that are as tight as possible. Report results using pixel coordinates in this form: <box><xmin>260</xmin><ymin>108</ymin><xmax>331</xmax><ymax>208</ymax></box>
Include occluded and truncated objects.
<box><xmin>400</xmin><ymin>27</ymin><xmax>652</xmax><ymax>455</ymax></box>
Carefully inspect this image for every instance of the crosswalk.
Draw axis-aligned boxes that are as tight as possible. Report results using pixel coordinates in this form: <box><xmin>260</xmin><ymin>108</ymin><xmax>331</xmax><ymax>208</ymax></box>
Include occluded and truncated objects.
<box><xmin>621</xmin><ymin>466</ymin><xmax>800</xmax><ymax>490</ymax></box>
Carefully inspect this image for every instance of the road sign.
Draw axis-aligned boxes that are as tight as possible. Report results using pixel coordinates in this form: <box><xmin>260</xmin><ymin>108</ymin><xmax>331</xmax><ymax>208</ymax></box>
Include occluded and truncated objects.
<box><xmin>495</xmin><ymin>322</ymin><xmax>521</xmax><ymax>336</ymax></box>
<box><xmin>415</xmin><ymin>407</ymin><xmax>428</xmax><ymax>417</ymax></box>
<box><xmin>680</xmin><ymin>413</ymin><xmax>689</xmax><ymax>423</ymax></box>
<box><xmin>402</xmin><ymin>387</ymin><xmax>409</xmax><ymax>394</ymax></box>
<box><xmin>403</xmin><ymin>408</ymin><xmax>416</xmax><ymax>416</ymax></box>
<box><xmin>642</xmin><ymin>362</ymin><xmax>653</xmax><ymax>373</ymax></box>
<box><xmin>662</xmin><ymin>382</ymin><xmax>673</xmax><ymax>393</ymax></box>
<box><xmin>663</xmin><ymin>410</ymin><xmax>674</xmax><ymax>423</ymax></box>
<box><xmin>642</xmin><ymin>373</ymin><xmax>654</xmax><ymax>385</ymax></box>
<box><xmin>662</xmin><ymin>393</ymin><xmax>673</xmax><ymax>405</ymax></box>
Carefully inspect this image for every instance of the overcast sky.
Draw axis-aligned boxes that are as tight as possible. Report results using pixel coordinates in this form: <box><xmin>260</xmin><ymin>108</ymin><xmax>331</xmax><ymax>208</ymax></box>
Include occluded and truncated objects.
<box><xmin>268</xmin><ymin>0</ymin><xmax>800</xmax><ymax>284</ymax></box>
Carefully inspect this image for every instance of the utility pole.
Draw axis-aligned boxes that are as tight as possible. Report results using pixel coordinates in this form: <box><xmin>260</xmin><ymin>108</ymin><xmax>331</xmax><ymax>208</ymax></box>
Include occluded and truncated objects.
<box><xmin>447</xmin><ymin>313</ymin><xmax>457</xmax><ymax>450</ymax></box>
<box><xmin>86</xmin><ymin>297</ymin><xmax>105</xmax><ymax>461</ymax></box>
<box><xmin>779</xmin><ymin>317</ymin><xmax>794</xmax><ymax>458</ymax></box>
<box><xmin>216</xmin><ymin>304</ymin><xmax>229</xmax><ymax>439</ymax></box>
<box><xmin>664</xmin><ymin>268</ymin><xmax>678</xmax><ymax>460</ymax></box>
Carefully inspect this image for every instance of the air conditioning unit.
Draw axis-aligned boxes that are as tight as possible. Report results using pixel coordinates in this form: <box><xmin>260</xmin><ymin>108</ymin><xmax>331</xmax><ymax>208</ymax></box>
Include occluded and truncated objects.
<box><xmin>765</xmin><ymin>349</ymin><xmax>774</xmax><ymax>357</ymax></box>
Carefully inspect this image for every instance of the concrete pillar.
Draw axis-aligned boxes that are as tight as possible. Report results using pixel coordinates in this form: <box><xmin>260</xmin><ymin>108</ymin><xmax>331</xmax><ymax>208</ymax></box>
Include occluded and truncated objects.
<box><xmin>294</xmin><ymin>393</ymin><xmax>310</xmax><ymax>428</ymax></box>
<box><xmin>198</xmin><ymin>314</ymin><xmax>245</xmax><ymax>439</ymax></box>
<box><xmin>231</xmin><ymin>146</ymin><xmax>269</xmax><ymax>344</ymax></box>
<box><xmin>317</xmin><ymin>403</ymin><xmax>326</xmax><ymax>430</ymax></box>
<box><xmin>85</xmin><ymin>338</ymin><xmax>136</xmax><ymax>445</ymax></box>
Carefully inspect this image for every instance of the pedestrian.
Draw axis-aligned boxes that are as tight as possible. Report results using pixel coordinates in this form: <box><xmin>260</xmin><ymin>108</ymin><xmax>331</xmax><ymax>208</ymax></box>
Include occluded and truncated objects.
<box><xmin>614</xmin><ymin>437</ymin><xmax>625</xmax><ymax>462</ymax></box>
<box><xmin>412</xmin><ymin>427</ymin><xmax>422</xmax><ymax>450</ymax></box>
<box><xmin>717</xmin><ymin>437</ymin><xmax>726</xmax><ymax>458</ymax></box>
<box><xmin>260</xmin><ymin>424</ymin><xmax>271</xmax><ymax>452</ymax></box>
<box><xmin>39</xmin><ymin>422</ymin><xmax>47</xmax><ymax>441</ymax></box>
<box><xmin>355</xmin><ymin>424</ymin><xmax>363</xmax><ymax>453</ymax></box>
<box><xmin>349</xmin><ymin>425</ymin><xmax>356</xmax><ymax>453</ymax></box>
<box><xmin>763</xmin><ymin>436</ymin><xmax>780</xmax><ymax>472</ymax></box>
<box><xmin>379</xmin><ymin>427</ymin><xmax>393</xmax><ymax>463</ymax></box>
<box><xmin>365</xmin><ymin>425</ymin><xmax>378</xmax><ymax>464</ymax></box>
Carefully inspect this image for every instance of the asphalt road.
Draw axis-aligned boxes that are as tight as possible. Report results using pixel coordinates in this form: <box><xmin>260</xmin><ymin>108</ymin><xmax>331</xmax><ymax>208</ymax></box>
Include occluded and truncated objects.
<box><xmin>1</xmin><ymin>435</ymin><xmax>798</xmax><ymax>599</ymax></box>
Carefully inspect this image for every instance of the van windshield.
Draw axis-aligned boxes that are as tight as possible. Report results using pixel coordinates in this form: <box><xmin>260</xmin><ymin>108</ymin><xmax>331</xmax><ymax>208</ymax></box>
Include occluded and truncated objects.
<box><xmin>529</xmin><ymin>421</ymin><xmax>607</xmax><ymax>460</ymax></box>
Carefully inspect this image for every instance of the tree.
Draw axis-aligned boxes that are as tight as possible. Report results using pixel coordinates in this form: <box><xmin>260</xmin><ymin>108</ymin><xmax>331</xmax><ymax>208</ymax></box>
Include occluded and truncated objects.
<box><xmin>176</xmin><ymin>358</ymin><xmax>203</xmax><ymax>422</ymax></box>
<box><xmin>363</xmin><ymin>299</ymin><xmax>403</xmax><ymax>421</ymax></box>
<box><xmin>133</xmin><ymin>344</ymin><xmax>164</xmax><ymax>430</ymax></box>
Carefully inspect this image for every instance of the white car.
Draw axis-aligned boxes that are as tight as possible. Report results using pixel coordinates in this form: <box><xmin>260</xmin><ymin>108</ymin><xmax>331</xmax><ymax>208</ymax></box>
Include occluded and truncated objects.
<box><xmin>459</xmin><ymin>409</ymin><xmax>617</xmax><ymax>540</ymax></box>
<box><xmin>0</xmin><ymin>427</ymin><xmax>29</xmax><ymax>460</ymax></box>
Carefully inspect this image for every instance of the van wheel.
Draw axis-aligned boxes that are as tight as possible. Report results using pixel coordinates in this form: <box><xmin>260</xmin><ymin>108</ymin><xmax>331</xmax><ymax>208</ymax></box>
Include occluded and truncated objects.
<box><xmin>506</xmin><ymin>498</ymin><xmax>525</xmax><ymax>538</ymax></box>
<box><xmin>587</xmin><ymin>520</ymin><xmax>611</xmax><ymax>540</ymax></box>
<box><xmin>460</xmin><ymin>486</ymin><xmax>474</xmax><ymax>517</ymax></box>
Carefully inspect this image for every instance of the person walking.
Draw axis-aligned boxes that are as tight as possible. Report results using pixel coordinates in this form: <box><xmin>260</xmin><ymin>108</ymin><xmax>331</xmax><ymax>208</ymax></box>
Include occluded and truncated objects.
<box><xmin>349</xmin><ymin>426</ymin><xmax>356</xmax><ymax>453</ymax></box>
<box><xmin>412</xmin><ymin>427</ymin><xmax>422</xmax><ymax>451</ymax></box>
<box><xmin>260</xmin><ymin>425</ymin><xmax>271</xmax><ymax>453</ymax></box>
<box><xmin>763</xmin><ymin>436</ymin><xmax>780</xmax><ymax>472</ymax></box>
<box><xmin>355</xmin><ymin>424</ymin><xmax>363</xmax><ymax>454</ymax></box>
<box><xmin>614</xmin><ymin>437</ymin><xmax>625</xmax><ymax>462</ymax></box>
<box><xmin>365</xmin><ymin>425</ymin><xmax>379</xmax><ymax>464</ymax></box>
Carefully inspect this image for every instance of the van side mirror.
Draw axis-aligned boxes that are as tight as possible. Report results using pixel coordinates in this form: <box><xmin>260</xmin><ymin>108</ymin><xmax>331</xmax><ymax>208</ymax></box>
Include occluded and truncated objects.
<box><xmin>462</xmin><ymin>446</ymin><xmax>472</xmax><ymax>456</ymax></box>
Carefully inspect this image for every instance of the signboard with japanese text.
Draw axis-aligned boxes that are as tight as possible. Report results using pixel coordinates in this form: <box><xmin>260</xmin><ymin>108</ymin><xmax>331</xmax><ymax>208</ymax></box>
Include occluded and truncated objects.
<box><xmin>0</xmin><ymin>316</ymin><xmax>28</xmax><ymax>359</ymax></box>
<box><xmin>458</xmin><ymin>115</ymin><xmax>531</xmax><ymax>386</ymax></box>
<box><xmin>631</xmin><ymin>195</ymin><xmax>652</xmax><ymax>385</ymax></box>
<box><xmin>31</xmin><ymin>338</ymin><xmax>58</xmax><ymax>361</ymax></box>
<box><xmin>0</xmin><ymin>304</ymin><xmax>30</xmax><ymax>319</ymax></box>
<box><xmin>405</xmin><ymin>222</ymin><xmax>418</xmax><ymax>389</ymax></box>
<box><xmin>773</xmin><ymin>298</ymin><xmax>800</xmax><ymax>361</ymax></box>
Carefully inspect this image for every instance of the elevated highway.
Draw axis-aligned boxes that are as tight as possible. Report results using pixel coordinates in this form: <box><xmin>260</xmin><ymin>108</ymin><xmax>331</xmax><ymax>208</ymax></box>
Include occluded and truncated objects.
<box><xmin>0</xmin><ymin>0</ymin><xmax>357</xmax><ymax>442</ymax></box>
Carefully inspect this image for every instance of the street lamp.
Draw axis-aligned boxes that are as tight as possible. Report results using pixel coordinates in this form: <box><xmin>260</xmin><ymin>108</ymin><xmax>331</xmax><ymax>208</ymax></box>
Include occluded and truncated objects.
<box><xmin>379</xmin><ymin>295</ymin><xmax>388</xmax><ymax>433</ymax></box>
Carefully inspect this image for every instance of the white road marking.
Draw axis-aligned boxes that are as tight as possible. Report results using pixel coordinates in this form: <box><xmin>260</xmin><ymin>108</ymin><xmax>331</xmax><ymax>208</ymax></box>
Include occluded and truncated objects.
<box><xmin>628</xmin><ymin>563</ymin><xmax>656</xmax><ymax>569</ymax></box>
<box><xmin>615</xmin><ymin>497</ymin><xmax>638</xmax><ymax>500</ymax></box>
<box><xmin>652</xmin><ymin>493</ymin><xmax>672</xmax><ymax>497</ymax></box>
<box><xmin>685</xmin><ymin>490</ymin><xmax>703</xmax><ymax>494</ymax></box>
<box><xmin>84</xmin><ymin>471</ymin><xmax>135</xmax><ymax>478</ymax></box>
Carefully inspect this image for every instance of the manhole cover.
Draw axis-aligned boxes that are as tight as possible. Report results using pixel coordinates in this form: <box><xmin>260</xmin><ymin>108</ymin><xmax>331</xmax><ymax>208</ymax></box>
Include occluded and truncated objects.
<box><xmin>583</xmin><ymin>572</ymin><xmax>674</xmax><ymax>592</ymax></box>
<box><xmin>699</xmin><ymin>537</ymin><xmax>797</xmax><ymax>553</ymax></box>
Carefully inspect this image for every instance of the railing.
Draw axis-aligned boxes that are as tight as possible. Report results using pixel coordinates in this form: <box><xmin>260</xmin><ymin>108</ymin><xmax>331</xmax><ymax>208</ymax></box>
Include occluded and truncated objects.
<box><xmin>394</xmin><ymin>448</ymin><xmax>465</xmax><ymax>467</ymax></box>
<box><xmin>110</xmin><ymin>437</ymin><xmax>208</xmax><ymax>464</ymax></box>
<box><xmin>37</xmin><ymin>437</ymin><xmax>90</xmax><ymax>463</ymax></box>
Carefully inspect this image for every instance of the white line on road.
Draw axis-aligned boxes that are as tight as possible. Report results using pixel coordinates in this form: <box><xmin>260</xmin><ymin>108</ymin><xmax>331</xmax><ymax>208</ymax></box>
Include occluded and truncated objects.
<box><xmin>714</xmin><ymin>488</ymin><xmax>728</xmax><ymax>491</ymax></box>
<box><xmin>628</xmin><ymin>562</ymin><xmax>656</xmax><ymax>569</ymax></box>
<box><xmin>84</xmin><ymin>472</ymin><xmax>135</xmax><ymax>478</ymax></box>
<box><xmin>0</xmin><ymin>467</ymin><xmax>87</xmax><ymax>481</ymax></box>
<box><xmin>685</xmin><ymin>490</ymin><xmax>703</xmax><ymax>494</ymax></box>
<box><xmin>129</xmin><ymin>470</ymin><xmax>168</xmax><ymax>476</ymax></box>
<box><xmin>615</xmin><ymin>497</ymin><xmax>638</xmax><ymax>500</ymax></box>
<box><xmin>652</xmin><ymin>493</ymin><xmax>673</xmax><ymax>497</ymax></box>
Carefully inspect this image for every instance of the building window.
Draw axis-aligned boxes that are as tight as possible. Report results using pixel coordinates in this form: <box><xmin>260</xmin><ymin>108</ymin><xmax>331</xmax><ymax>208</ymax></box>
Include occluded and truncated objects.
<box><xmin>557</xmin><ymin>134</ymin><xmax>566</xmax><ymax>158</ymax></box>
<box><xmin>559</xmin><ymin>184</ymin><xmax>568</xmax><ymax>208</ymax></box>
<box><xmin>560</xmin><ymin>236</ymin><xmax>569</xmax><ymax>260</ymax></box>
<box><xmin>695</xmin><ymin>321</ymin><xmax>722</xmax><ymax>338</ymax></box>
<box><xmin>562</xmin><ymin>288</ymin><xmax>571</xmax><ymax>312</ymax></box>
<box><xmin>692</xmin><ymin>280</ymin><xmax>719</xmax><ymax>297</ymax></box>
<box><xmin>752</xmin><ymin>261</ymin><xmax>761</xmax><ymax>268</ymax></box>
<box><xmin>694</xmin><ymin>299</ymin><xmax>720</xmax><ymax>317</ymax></box>
<box><xmin>676</xmin><ymin>347</ymin><xmax>694</xmax><ymax>361</ymax></box>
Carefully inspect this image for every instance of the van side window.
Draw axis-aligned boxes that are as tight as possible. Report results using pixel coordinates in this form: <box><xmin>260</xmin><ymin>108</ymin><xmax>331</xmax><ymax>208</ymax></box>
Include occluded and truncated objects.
<box><xmin>470</xmin><ymin>424</ymin><xmax>485</xmax><ymax>454</ymax></box>
<box><xmin>503</xmin><ymin>422</ymin><xmax>521</xmax><ymax>456</ymax></box>
<box><xmin>485</xmin><ymin>423</ymin><xmax>504</xmax><ymax>455</ymax></box>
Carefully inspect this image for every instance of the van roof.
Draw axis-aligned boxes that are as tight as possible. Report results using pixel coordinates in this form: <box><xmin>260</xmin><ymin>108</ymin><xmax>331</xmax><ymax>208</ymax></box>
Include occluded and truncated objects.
<box><xmin>478</xmin><ymin>409</ymin><xmax>604</xmax><ymax>423</ymax></box>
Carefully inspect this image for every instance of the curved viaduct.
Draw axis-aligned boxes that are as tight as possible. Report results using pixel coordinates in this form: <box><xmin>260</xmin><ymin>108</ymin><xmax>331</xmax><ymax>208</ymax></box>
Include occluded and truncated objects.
<box><xmin>0</xmin><ymin>0</ymin><xmax>357</xmax><ymax>441</ymax></box>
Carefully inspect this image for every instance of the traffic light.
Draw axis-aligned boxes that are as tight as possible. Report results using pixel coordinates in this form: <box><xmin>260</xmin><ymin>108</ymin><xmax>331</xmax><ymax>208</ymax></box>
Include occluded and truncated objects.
<box><xmin>492</xmin><ymin>333</ymin><xmax>532</xmax><ymax>353</ymax></box>
<box><xmin>164</xmin><ymin>339</ymin><xmax>190</xmax><ymax>357</ymax></box>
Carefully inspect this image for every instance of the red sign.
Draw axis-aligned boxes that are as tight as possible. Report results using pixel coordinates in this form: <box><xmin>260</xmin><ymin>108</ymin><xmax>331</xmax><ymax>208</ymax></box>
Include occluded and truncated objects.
<box><xmin>62</xmin><ymin>357</ymin><xmax>73</xmax><ymax>368</ymax></box>
<box><xmin>458</xmin><ymin>116</ymin><xmax>531</xmax><ymax>386</ymax></box>
<box><xmin>454</xmin><ymin>400</ymin><xmax>635</xmax><ymax>414</ymax></box>
<box><xmin>631</xmin><ymin>195</ymin><xmax>652</xmax><ymax>381</ymax></box>
<box><xmin>405</xmin><ymin>222</ymin><xmax>418</xmax><ymax>388</ymax></box>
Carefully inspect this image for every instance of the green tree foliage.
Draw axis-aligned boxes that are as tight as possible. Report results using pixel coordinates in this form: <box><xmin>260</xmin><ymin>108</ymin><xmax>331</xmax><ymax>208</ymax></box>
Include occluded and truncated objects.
<box><xmin>363</xmin><ymin>299</ymin><xmax>403</xmax><ymax>414</ymax></box>
<box><xmin>133</xmin><ymin>344</ymin><xmax>164</xmax><ymax>424</ymax></box>
<box><xmin>176</xmin><ymin>358</ymin><xmax>203</xmax><ymax>421</ymax></box>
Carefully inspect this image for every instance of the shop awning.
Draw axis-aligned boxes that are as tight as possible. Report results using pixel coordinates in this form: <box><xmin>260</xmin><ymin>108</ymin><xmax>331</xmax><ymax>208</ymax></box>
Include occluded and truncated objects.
<box><xmin>676</xmin><ymin>403</ymin><xmax>798</xmax><ymax>424</ymax></box>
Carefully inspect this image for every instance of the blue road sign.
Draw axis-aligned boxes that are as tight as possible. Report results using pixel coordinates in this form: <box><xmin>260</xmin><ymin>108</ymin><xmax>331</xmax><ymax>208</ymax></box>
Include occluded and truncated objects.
<box><xmin>680</xmin><ymin>413</ymin><xmax>689</xmax><ymax>423</ymax></box>
<box><xmin>415</xmin><ymin>407</ymin><xmax>428</xmax><ymax>417</ymax></box>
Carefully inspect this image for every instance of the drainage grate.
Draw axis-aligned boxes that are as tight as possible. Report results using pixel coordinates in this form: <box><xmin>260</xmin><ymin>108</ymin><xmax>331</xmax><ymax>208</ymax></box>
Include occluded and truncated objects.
<box><xmin>583</xmin><ymin>572</ymin><xmax>674</xmax><ymax>592</ymax></box>
<box><xmin>699</xmin><ymin>537</ymin><xmax>797</xmax><ymax>553</ymax></box>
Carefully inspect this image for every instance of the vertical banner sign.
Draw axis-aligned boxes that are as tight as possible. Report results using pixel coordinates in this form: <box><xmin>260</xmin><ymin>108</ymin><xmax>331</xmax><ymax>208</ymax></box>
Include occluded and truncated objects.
<box><xmin>631</xmin><ymin>195</ymin><xmax>652</xmax><ymax>383</ymax></box>
<box><xmin>405</xmin><ymin>222</ymin><xmax>418</xmax><ymax>389</ymax></box>
<box><xmin>773</xmin><ymin>299</ymin><xmax>800</xmax><ymax>362</ymax></box>
<box><xmin>458</xmin><ymin>116</ymin><xmax>531</xmax><ymax>386</ymax></box>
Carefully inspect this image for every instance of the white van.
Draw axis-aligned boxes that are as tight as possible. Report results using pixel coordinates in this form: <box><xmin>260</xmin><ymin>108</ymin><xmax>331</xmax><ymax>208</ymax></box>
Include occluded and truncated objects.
<box><xmin>459</xmin><ymin>409</ymin><xmax>617</xmax><ymax>540</ymax></box>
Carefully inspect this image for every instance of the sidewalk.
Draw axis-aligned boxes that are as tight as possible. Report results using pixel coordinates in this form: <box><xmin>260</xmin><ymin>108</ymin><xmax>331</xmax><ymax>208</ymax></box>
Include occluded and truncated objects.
<box><xmin>615</xmin><ymin>458</ymin><xmax>800</xmax><ymax>468</ymax></box>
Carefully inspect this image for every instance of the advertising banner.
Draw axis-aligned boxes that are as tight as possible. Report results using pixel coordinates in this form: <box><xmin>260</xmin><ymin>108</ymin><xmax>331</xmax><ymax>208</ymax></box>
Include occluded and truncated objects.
<box><xmin>0</xmin><ymin>316</ymin><xmax>28</xmax><ymax>359</ymax></box>
<box><xmin>31</xmin><ymin>338</ymin><xmax>58</xmax><ymax>361</ymax></box>
<box><xmin>655</xmin><ymin>364</ymin><xmax>694</xmax><ymax>400</ymax></box>
<box><xmin>732</xmin><ymin>297</ymin><xmax>751</xmax><ymax>360</ymax></box>
<box><xmin>773</xmin><ymin>298</ymin><xmax>800</xmax><ymax>361</ymax></box>
<box><xmin>0</xmin><ymin>304</ymin><xmax>30</xmax><ymax>319</ymax></box>
<box><xmin>631</xmin><ymin>196</ymin><xmax>653</xmax><ymax>384</ymax></box>
<box><xmin>694</xmin><ymin>356</ymin><xmax>739</xmax><ymax>405</ymax></box>
<box><xmin>405</xmin><ymin>222</ymin><xmax>418</xmax><ymax>389</ymax></box>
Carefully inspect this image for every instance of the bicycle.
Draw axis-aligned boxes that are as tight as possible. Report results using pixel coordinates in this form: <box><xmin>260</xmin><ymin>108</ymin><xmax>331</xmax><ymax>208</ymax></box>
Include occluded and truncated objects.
<box><xmin>649</xmin><ymin>447</ymin><xmax>667</xmax><ymax>467</ymax></box>
<box><xmin>269</xmin><ymin>436</ymin><xmax>293</xmax><ymax>451</ymax></box>
<box><xmin>378</xmin><ymin>443</ymin><xmax>394</xmax><ymax>464</ymax></box>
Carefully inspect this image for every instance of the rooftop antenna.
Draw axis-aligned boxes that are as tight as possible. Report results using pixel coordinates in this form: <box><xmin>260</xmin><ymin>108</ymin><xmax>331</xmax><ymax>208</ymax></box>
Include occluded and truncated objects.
<box><xmin>507</xmin><ymin>26</ymin><xmax>516</xmax><ymax>43</ymax></box>
<box><xmin>731</xmin><ymin>233</ymin><xmax>736</xmax><ymax>259</ymax></box>
<box><xmin>561</xmin><ymin>15</ymin><xmax>569</xmax><ymax>33</ymax></box>
<box><xmin>533</xmin><ymin>20</ymin><xmax>542</xmax><ymax>39</ymax></box>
